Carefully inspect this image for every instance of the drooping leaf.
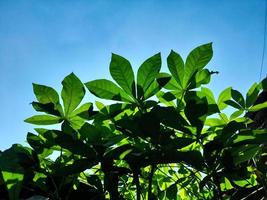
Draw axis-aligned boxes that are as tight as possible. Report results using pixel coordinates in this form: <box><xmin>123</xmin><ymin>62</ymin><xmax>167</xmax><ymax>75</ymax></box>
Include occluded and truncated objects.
<box><xmin>167</xmin><ymin>50</ymin><xmax>184</xmax><ymax>87</ymax></box>
<box><xmin>109</xmin><ymin>53</ymin><xmax>136</xmax><ymax>97</ymax></box>
<box><xmin>61</xmin><ymin>73</ymin><xmax>85</xmax><ymax>116</ymax></box>
<box><xmin>85</xmin><ymin>79</ymin><xmax>133</xmax><ymax>102</ymax></box>
<box><xmin>24</xmin><ymin>115</ymin><xmax>63</xmax><ymax>125</ymax></box>
<box><xmin>137</xmin><ymin>53</ymin><xmax>161</xmax><ymax>99</ymax></box>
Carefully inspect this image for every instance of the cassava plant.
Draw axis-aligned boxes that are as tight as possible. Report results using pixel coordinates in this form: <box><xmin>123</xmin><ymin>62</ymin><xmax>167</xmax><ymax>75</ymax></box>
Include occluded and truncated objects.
<box><xmin>1</xmin><ymin>43</ymin><xmax>267</xmax><ymax>200</ymax></box>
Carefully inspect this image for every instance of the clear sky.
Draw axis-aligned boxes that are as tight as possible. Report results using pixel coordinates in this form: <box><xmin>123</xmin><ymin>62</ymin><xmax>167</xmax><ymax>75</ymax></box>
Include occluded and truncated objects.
<box><xmin>0</xmin><ymin>0</ymin><xmax>266</xmax><ymax>150</ymax></box>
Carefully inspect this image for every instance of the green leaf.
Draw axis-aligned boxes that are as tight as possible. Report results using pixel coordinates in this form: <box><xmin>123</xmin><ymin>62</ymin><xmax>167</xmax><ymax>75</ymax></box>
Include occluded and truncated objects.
<box><xmin>232</xmin><ymin>144</ymin><xmax>260</xmax><ymax>164</ymax></box>
<box><xmin>184</xmin><ymin>97</ymin><xmax>208</xmax><ymax>134</ymax></box>
<box><xmin>194</xmin><ymin>69</ymin><xmax>211</xmax><ymax>87</ymax></box>
<box><xmin>143</xmin><ymin>73</ymin><xmax>171</xmax><ymax>100</ymax></box>
<box><xmin>205</xmin><ymin>118</ymin><xmax>225</xmax><ymax>127</ymax></box>
<box><xmin>166</xmin><ymin>183</ymin><xmax>177</xmax><ymax>200</ymax></box>
<box><xmin>184</xmin><ymin>43</ymin><xmax>213</xmax><ymax>87</ymax></box>
<box><xmin>31</xmin><ymin>101</ymin><xmax>62</xmax><ymax>116</ymax></box>
<box><xmin>217</xmin><ymin>87</ymin><xmax>232</xmax><ymax>110</ymax></box>
<box><xmin>32</xmin><ymin>83</ymin><xmax>59</xmax><ymax>104</ymax></box>
<box><xmin>246</xmin><ymin>83</ymin><xmax>260</xmax><ymax>108</ymax></box>
<box><xmin>61</xmin><ymin>72</ymin><xmax>85</xmax><ymax>116</ymax></box>
<box><xmin>70</xmin><ymin>102</ymin><xmax>93</xmax><ymax>119</ymax></box>
<box><xmin>1</xmin><ymin>171</ymin><xmax>24</xmax><ymax>200</ymax></box>
<box><xmin>231</xmin><ymin>89</ymin><xmax>245</xmax><ymax>108</ymax></box>
<box><xmin>137</xmin><ymin>53</ymin><xmax>161</xmax><ymax>99</ymax></box>
<box><xmin>167</xmin><ymin>50</ymin><xmax>184</xmax><ymax>87</ymax></box>
<box><xmin>24</xmin><ymin>115</ymin><xmax>63</xmax><ymax>125</ymax></box>
<box><xmin>109</xmin><ymin>53</ymin><xmax>136</xmax><ymax>97</ymax></box>
<box><xmin>248</xmin><ymin>101</ymin><xmax>267</xmax><ymax>112</ymax></box>
<box><xmin>225</xmin><ymin>99</ymin><xmax>243</xmax><ymax>109</ymax></box>
<box><xmin>85</xmin><ymin>79</ymin><xmax>133</xmax><ymax>102</ymax></box>
<box><xmin>230</xmin><ymin>110</ymin><xmax>244</xmax><ymax>120</ymax></box>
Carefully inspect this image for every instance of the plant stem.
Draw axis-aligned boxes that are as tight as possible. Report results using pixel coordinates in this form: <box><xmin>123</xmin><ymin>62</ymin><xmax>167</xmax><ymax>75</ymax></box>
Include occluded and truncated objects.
<box><xmin>133</xmin><ymin>171</ymin><xmax>141</xmax><ymax>200</ymax></box>
<box><xmin>148</xmin><ymin>165</ymin><xmax>155</xmax><ymax>200</ymax></box>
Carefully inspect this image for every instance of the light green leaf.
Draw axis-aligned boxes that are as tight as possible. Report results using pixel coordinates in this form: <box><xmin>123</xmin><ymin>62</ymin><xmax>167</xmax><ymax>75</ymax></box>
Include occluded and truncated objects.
<box><xmin>205</xmin><ymin>118</ymin><xmax>225</xmax><ymax>127</ymax></box>
<box><xmin>85</xmin><ymin>79</ymin><xmax>133</xmax><ymax>102</ymax></box>
<box><xmin>167</xmin><ymin>50</ymin><xmax>184</xmax><ymax>87</ymax></box>
<box><xmin>248</xmin><ymin>101</ymin><xmax>267</xmax><ymax>112</ymax></box>
<box><xmin>184</xmin><ymin>43</ymin><xmax>213</xmax><ymax>87</ymax></box>
<box><xmin>230</xmin><ymin>110</ymin><xmax>244</xmax><ymax>120</ymax></box>
<box><xmin>109</xmin><ymin>53</ymin><xmax>136</xmax><ymax>97</ymax></box>
<box><xmin>137</xmin><ymin>53</ymin><xmax>161</xmax><ymax>99</ymax></box>
<box><xmin>61</xmin><ymin>73</ymin><xmax>85</xmax><ymax>116</ymax></box>
<box><xmin>194</xmin><ymin>69</ymin><xmax>211</xmax><ymax>87</ymax></box>
<box><xmin>24</xmin><ymin>115</ymin><xmax>62</xmax><ymax>125</ymax></box>
<box><xmin>217</xmin><ymin>87</ymin><xmax>232</xmax><ymax>110</ymax></box>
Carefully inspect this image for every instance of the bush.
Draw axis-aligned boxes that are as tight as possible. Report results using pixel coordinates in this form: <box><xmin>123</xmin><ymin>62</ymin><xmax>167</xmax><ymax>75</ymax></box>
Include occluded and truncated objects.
<box><xmin>1</xmin><ymin>43</ymin><xmax>267</xmax><ymax>200</ymax></box>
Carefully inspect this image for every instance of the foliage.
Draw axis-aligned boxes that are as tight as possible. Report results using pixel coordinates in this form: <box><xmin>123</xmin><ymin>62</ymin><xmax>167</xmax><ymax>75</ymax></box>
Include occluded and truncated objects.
<box><xmin>1</xmin><ymin>43</ymin><xmax>267</xmax><ymax>199</ymax></box>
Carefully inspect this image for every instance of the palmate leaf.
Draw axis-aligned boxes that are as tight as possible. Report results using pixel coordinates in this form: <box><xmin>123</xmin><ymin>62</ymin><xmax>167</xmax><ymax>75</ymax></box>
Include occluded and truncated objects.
<box><xmin>61</xmin><ymin>72</ymin><xmax>85</xmax><ymax>116</ymax></box>
<box><xmin>137</xmin><ymin>53</ymin><xmax>161</xmax><ymax>99</ymax></box>
<box><xmin>109</xmin><ymin>53</ymin><xmax>136</xmax><ymax>98</ymax></box>
<box><xmin>184</xmin><ymin>43</ymin><xmax>213</xmax><ymax>88</ymax></box>
<box><xmin>85</xmin><ymin>79</ymin><xmax>133</xmax><ymax>102</ymax></box>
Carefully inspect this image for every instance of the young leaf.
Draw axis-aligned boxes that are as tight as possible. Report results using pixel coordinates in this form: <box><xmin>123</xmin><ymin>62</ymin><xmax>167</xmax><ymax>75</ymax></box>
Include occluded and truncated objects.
<box><xmin>61</xmin><ymin>73</ymin><xmax>85</xmax><ymax>116</ymax></box>
<box><xmin>217</xmin><ymin>87</ymin><xmax>232</xmax><ymax>110</ymax></box>
<box><xmin>85</xmin><ymin>79</ymin><xmax>133</xmax><ymax>102</ymax></box>
<box><xmin>109</xmin><ymin>53</ymin><xmax>136</xmax><ymax>97</ymax></box>
<box><xmin>137</xmin><ymin>53</ymin><xmax>161</xmax><ymax>99</ymax></box>
<box><xmin>24</xmin><ymin>115</ymin><xmax>63</xmax><ymax>125</ymax></box>
<box><xmin>167</xmin><ymin>50</ymin><xmax>184</xmax><ymax>87</ymax></box>
<box><xmin>184</xmin><ymin>43</ymin><xmax>213</xmax><ymax>87</ymax></box>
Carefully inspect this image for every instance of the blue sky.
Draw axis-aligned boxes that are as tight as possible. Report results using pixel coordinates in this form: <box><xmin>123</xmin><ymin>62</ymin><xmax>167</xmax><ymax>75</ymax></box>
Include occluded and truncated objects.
<box><xmin>0</xmin><ymin>0</ymin><xmax>266</xmax><ymax>150</ymax></box>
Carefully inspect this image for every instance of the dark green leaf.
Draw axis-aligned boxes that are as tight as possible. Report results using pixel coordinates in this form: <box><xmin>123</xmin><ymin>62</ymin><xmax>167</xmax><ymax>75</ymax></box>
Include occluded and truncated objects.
<box><xmin>231</xmin><ymin>89</ymin><xmax>245</xmax><ymax>108</ymax></box>
<box><xmin>166</xmin><ymin>183</ymin><xmax>177</xmax><ymax>200</ymax></box>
